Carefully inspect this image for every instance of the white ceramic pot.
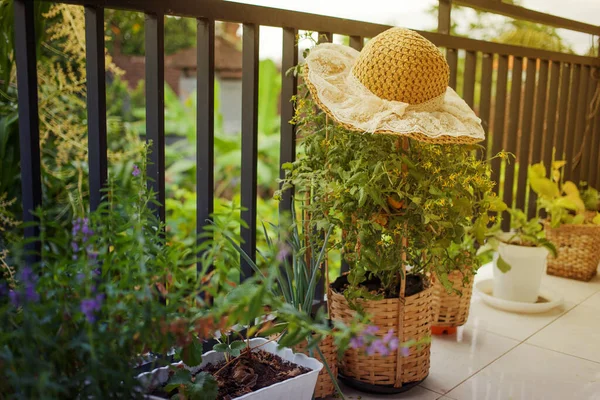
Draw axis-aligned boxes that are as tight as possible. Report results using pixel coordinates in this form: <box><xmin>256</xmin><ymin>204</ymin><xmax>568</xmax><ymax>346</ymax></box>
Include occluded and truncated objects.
<box><xmin>137</xmin><ymin>337</ymin><xmax>323</xmax><ymax>400</ymax></box>
<box><xmin>493</xmin><ymin>242</ymin><xmax>549</xmax><ymax>303</ymax></box>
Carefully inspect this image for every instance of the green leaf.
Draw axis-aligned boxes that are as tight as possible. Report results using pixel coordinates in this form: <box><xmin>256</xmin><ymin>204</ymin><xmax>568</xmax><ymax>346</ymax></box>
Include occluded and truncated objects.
<box><xmin>529</xmin><ymin>177</ymin><xmax>560</xmax><ymax>199</ymax></box>
<box><xmin>184</xmin><ymin>372</ymin><xmax>219</xmax><ymax>400</ymax></box>
<box><xmin>528</xmin><ymin>163</ymin><xmax>547</xmax><ymax>180</ymax></box>
<box><xmin>213</xmin><ymin>343</ymin><xmax>229</xmax><ymax>353</ymax></box>
<box><xmin>180</xmin><ymin>340</ymin><xmax>203</xmax><ymax>366</ymax></box>
<box><xmin>229</xmin><ymin>340</ymin><xmax>247</xmax><ymax>356</ymax></box>
<box><xmin>488</xmin><ymin>196</ymin><xmax>507</xmax><ymax>212</ymax></box>
<box><xmin>571</xmin><ymin>213</ymin><xmax>585</xmax><ymax>225</ymax></box>
<box><xmin>496</xmin><ymin>255</ymin><xmax>512</xmax><ymax>273</ymax></box>
<box><xmin>165</xmin><ymin>368</ymin><xmax>192</xmax><ymax>392</ymax></box>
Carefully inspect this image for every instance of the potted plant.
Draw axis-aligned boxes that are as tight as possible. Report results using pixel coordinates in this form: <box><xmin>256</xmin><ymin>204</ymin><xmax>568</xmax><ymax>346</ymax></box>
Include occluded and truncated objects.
<box><xmin>283</xmin><ymin>76</ymin><xmax>496</xmax><ymax>393</ymax></box>
<box><xmin>529</xmin><ymin>160</ymin><xmax>600</xmax><ymax>281</ymax></box>
<box><xmin>226</xmin><ymin>208</ymin><xmax>346</xmax><ymax>399</ymax></box>
<box><xmin>137</xmin><ymin>206</ymin><xmax>371</xmax><ymax>400</ymax></box>
<box><xmin>282</xmin><ymin>27</ymin><xmax>491</xmax><ymax>392</ymax></box>
<box><xmin>431</xmin><ymin>236</ymin><xmax>478</xmax><ymax>334</ymax></box>
<box><xmin>478</xmin><ymin>208</ymin><xmax>557</xmax><ymax>303</ymax></box>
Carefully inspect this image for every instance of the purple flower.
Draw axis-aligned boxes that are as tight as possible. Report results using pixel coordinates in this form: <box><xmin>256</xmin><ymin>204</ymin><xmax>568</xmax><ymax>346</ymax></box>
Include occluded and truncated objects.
<box><xmin>276</xmin><ymin>244</ymin><xmax>291</xmax><ymax>262</ymax></box>
<box><xmin>388</xmin><ymin>336</ymin><xmax>399</xmax><ymax>351</ymax></box>
<box><xmin>401</xmin><ymin>347</ymin><xmax>410</xmax><ymax>357</ymax></box>
<box><xmin>76</xmin><ymin>273</ymin><xmax>86</xmax><ymax>283</ymax></box>
<box><xmin>363</xmin><ymin>325</ymin><xmax>379</xmax><ymax>336</ymax></box>
<box><xmin>382</xmin><ymin>329</ymin><xmax>394</xmax><ymax>343</ymax></box>
<box><xmin>72</xmin><ymin>221</ymin><xmax>81</xmax><ymax>236</ymax></box>
<box><xmin>9</xmin><ymin>290</ymin><xmax>19</xmax><ymax>307</ymax></box>
<box><xmin>86</xmin><ymin>246</ymin><xmax>98</xmax><ymax>261</ymax></box>
<box><xmin>366</xmin><ymin>340</ymin><xmax>389</xmax><ymax>356</ymax></box>
<box><xmin>81</xmin><ymin>294</ymin><xmax>104</xmax><ymax>323</ymax></box>
<box><xmin>71</xmin><ymin>241</ymin><xmax>79</xmax><ymax>252</ymax></box>
<box><xmin>8</xmin><ymin>267</ymin><xmax>40</xmax><ymax>306</ymax></box>
<box><xmin>132</xmin><ymin>164</ymin><xmax>141</xmax><ymax>177</ymax></box>
<box><xmin>349</xmin><ymin>336</ymin><xmax>364</xmax><ymax>349</ymax></box>
<box><xmin>24</xmin><ymin>285</ymin><xmax>39</xmax><ymax>303</ymax></box>
<box><xmin>0</xmin><ymin>282</ymin><xmax>7</xmax><ymax>297</ymax></box>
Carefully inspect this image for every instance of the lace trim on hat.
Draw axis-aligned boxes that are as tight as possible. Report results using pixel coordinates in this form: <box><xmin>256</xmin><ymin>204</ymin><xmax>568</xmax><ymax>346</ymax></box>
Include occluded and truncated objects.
<box><xmin>305</xmin><ymin>43</ymin><xmax>485</xmax><ymax>140</ymax></box>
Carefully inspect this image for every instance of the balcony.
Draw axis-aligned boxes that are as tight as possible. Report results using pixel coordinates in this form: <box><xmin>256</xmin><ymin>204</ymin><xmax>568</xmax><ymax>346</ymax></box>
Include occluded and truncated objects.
<box><xmin>2</xmin><ymin>0</ymin><xmax>599</xmax><ymax>399</ymax></box>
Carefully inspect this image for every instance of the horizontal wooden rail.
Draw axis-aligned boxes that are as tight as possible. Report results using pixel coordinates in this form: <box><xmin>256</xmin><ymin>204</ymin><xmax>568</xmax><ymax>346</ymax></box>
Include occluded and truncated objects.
<box><xmin>40</xmin><ymin>0</ymin><xmax>600</xmax><ymax>66</ymax></box>
<box><xmin>455</xmin><ymin>0</ymin><xmax>600</xmax><ymax>36</ymax></box>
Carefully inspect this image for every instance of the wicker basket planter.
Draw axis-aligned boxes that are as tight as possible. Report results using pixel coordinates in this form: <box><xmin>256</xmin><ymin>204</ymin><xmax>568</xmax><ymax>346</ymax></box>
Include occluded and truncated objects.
<box><xmin>432</xmin><ymin>270</ymin><xmax>473</xmax><ymax>328</ymax></box>
<box><xmin>329</xmin><ymin>275</ymin><xmax>433</xmax><ymax>391</ymax></box>
<box><xmin>292</xmin><ymin>334</ymin><xmax>338</xmax><ymax>399</ymax></box>
<box><xmin>544</xmin><ymin>222</ymin><xmax>600</xmax><ymax>281</ymax></box>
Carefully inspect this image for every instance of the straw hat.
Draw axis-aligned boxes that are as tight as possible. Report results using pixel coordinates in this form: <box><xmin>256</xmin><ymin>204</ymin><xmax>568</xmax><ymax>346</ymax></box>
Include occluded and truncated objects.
<box><xmin>303</xmin><ymin>28</ymin><xmax>485</xmax><ymax>144</ymax></box>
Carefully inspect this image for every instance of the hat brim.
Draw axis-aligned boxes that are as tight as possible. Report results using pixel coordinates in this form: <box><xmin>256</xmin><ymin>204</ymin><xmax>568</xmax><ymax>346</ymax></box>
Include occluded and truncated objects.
<box><xmin>303</xmin><ymin>43</ymin><xmax>485</xmax><ymax>145</ymax></box>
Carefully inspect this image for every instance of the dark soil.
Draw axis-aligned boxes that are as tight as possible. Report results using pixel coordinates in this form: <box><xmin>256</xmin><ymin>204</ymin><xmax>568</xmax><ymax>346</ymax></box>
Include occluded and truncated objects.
<box><xmin>331</xmin><ymin>273</ymin><xmax>426</xmax><ymax>299</ymax></box>
<box><xmin>150</xmin><ymin>349</ymin><xmax>310</xmax><ymax>400</ymax></box>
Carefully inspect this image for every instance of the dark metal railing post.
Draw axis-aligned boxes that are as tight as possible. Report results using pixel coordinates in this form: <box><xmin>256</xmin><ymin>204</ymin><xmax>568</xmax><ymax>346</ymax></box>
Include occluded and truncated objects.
<box><xmin>84</xmin><ymin>6</ymin><xmax>108</xmax><ymax>212</ymax></box>
<box><xmin>145</xmin><ymin>12</ymin><xmax>166</xmax><ymax>223</ymax></box>
<box><xmin>240</xmin><ymin>23</ymin><xmax>260</xmax><ymax>279</ymax></box>
<box><xmin>14</xmin><ymin>0</ymin><xmax>42</xmax><ymax>265</ymax></box>
<box><xmin>196</xmin><ymin>18</ymin><xmax>215</xmax><ymax>274</ymax></box>
<box><xmin>502</xmin><ymin>56</ymin><xmax>523</xmax><ymax>230</ymax></box>
<box><xmin>515</xmin><ymin>58</ymin><xmax>537</xmax><ymax>212</ymax></box>
<box><xmin>279</xmin><ymin>27</ymin><xmax>298</xmax><ymax>218</ymax></box>
<box><xmin>490</xmin><ymin>55</ymin><xmax>509</xmax><ymax>211</ymax></box>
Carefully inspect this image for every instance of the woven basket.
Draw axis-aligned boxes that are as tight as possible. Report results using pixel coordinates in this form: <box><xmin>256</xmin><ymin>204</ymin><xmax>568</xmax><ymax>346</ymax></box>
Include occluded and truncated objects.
<box><xmin>291</xmin><ymin>334</ymin><xmax>338</xmax><ymax>399</ymax></box>
<box><xmin>432</xmin><ymin>271</ymin><xmax>473</xmax><ymax>328</ymax></box>
<box><xmin>545</xmin><ymin>221</ymin><xmax>600</xmax><ymax>281</ymax></box>
<box><xmin>329</xmin><ymin>277</ymin><xmax>433</xmax><ymax>387</ymax></box>
<box><xmin>269</xmin><ymin>325</ymin><xmax>338</xmax><ymax>399</ymax></box>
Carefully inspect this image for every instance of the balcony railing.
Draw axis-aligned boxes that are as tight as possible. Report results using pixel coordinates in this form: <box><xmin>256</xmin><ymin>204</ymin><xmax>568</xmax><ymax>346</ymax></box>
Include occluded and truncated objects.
<box><xmin>13</xmin><ymin>0</ymin><xmax>600</xmax><ymax>299</ymax></box>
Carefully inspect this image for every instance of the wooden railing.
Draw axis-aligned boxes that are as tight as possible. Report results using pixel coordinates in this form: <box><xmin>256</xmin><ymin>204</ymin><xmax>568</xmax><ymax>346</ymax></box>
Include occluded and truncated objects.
<box><xmin>14</xmin><ymin>0</ymin><xmax>600</xmax><ymax>296</ymax></box>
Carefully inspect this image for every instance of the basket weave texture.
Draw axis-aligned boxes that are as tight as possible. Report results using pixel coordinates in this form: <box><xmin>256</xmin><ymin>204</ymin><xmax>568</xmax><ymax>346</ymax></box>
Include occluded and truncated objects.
<box><xmin>432</xmin><ymin>271</ymin><xmax>473</xmax><ymax>327</ymax></box>
<box><xmin>292</xmin><ymin>334</ymin><xmax>338</xmax><ymax>399</ymax></box>
<box><xmin>545</xmin><ymin>222</ymin><xmax>600</xmax><ymax>281</ymax></box>
<box><xmin>329</xmin><ymin>281</ymin><xmax>433</xmax><ymax>387</ymax></box>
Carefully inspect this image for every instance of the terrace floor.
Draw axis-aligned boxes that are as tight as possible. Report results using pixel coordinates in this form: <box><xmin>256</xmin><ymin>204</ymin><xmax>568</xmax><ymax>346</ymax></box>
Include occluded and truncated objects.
<box><xmin>335</xmin><ymin>263</ymin><xmax>600</xmax><ymax>400</ymax></box>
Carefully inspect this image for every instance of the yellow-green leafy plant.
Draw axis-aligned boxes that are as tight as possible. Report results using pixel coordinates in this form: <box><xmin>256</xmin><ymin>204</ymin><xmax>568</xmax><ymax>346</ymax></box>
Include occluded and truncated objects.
<box><xmin>528</xmin><ymin>160</ymin><xmax>600</xmax><ymax>227</ymax></box>
<box><xmin>280</xmin><ymin>76</ymin><xmax>502</xmax><ymax>304</ymax></box>
<box><xmin>579</xmin><ymin>182</ymin><xmax>600</xmax><ymax>212</ymax></box>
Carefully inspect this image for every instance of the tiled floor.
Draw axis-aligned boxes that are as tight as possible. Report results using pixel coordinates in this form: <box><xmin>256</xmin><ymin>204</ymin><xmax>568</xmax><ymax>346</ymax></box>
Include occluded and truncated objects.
<box><xmin>338</xmin><ymin>263</ymin><xmax>600</xmax><ymax>400</ymax></box>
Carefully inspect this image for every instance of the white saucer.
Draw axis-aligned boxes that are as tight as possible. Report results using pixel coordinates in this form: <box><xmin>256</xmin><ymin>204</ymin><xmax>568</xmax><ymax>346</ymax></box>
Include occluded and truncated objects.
<box><xmin>474</xmin><ymin>278</ymin><xmax>564</xmax><ymax>314</ymax></box>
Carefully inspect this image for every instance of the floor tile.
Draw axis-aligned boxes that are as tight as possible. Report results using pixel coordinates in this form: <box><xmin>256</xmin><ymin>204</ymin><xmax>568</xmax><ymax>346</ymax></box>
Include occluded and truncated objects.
<box><xmin>447</xmin><ymin>343</ymin><xmax>600</xmax><ymax>400</ymax></box>
<box><xmin>421</xmin><ymin>326</ymin><xmax>519</xmax><ymax>394</ymax></box>
<box><xmin>527</xmin><ymin>300</ymin><xmax>600</xmax><ymax>363</ymax></box>
<box><xmin>475</xmin><ymin>263</ymin><xmax>600</xmax><ymax>305</ymax></box>
<box><xmin>542</xmin><ymin>272</ymin><xmax>600</xmax><ymax>305</ymax></box>
<box><xmin>337</xmin><ymin>383</ymin><xmax>441</xmax><ymax>399</ymax></box>
<box><xmin>468</xmin><ymin>263</ymin><xmax>573</xmax><ymax>341</ymax></box>
<box><xmin>581</xmin><ymin>291</ymin><xmax>600</xmax><ymax>309</ymax></box>
<box><xmin>465</xmin><ymin>293</ymin><xmax>572</xmax><ymax>341</ymax></box>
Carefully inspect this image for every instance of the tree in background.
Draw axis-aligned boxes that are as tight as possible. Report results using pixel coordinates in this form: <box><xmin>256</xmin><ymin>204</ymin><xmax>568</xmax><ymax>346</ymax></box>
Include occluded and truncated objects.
<box><xmin>105</xmin><ymin>10</ymin><xmax>198</xmax><ymax>55</ymax></box>
<box><xmin>430</xmin><ymin>0</ymin><xmax>571</xmax><ymax>53</ymax></box>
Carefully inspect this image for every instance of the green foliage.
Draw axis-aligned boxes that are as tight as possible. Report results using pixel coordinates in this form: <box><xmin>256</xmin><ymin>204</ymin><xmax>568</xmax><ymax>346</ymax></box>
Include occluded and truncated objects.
<box><xmin>0</xmin><ymin>162</ymin><xmax>199</xmax><ymax>398</ymax></box>
<box><xmin>105</xmin><ymin>11</ymin><xmax>197</xmax><ymax>56</ymax></box>
<box><xmin>579</xmin><ymin>182</ymin><xmax>600</xmax><ymax>211</ymax></box>
<box><xmin>529</xmin><ymin>160</ymin><xmax>598</xmax><ymax>227</ymax></box>
<box><xmin>281</xmin><ymin>79</ymin><xmax>497</xmax><ymax>302</ymax></box>
<box><xmin>478</xmin><ymin>208</ymin><xmax>558</xmax><ymax>272</ymax></box>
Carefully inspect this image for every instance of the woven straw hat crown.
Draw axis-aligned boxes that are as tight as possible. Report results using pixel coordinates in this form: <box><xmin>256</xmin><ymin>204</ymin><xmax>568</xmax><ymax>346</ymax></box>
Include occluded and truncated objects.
<box><xmin>351</xmin><ymin>28</ymin><xmax>449</xmax><ymax>105</ymax></box>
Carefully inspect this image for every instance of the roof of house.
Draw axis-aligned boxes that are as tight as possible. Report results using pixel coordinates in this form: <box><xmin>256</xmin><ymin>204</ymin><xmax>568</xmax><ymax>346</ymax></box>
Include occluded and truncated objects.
<box><xmin>168</xmin><ymin>36</ymin><xmax>242</xmax><ymax>79</ymax></box>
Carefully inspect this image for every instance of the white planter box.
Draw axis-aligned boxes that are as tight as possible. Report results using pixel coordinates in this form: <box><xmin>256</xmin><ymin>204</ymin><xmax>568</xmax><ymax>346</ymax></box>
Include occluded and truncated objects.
<box><xmin>137</xmin><ymin>337</ymin><xmax>323</xmax><ymax>400</ymax></box>
<box><xmin>493</xmin><ymin>242</ymin><xmax>549</xmax><ymax>303</ymax></box>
